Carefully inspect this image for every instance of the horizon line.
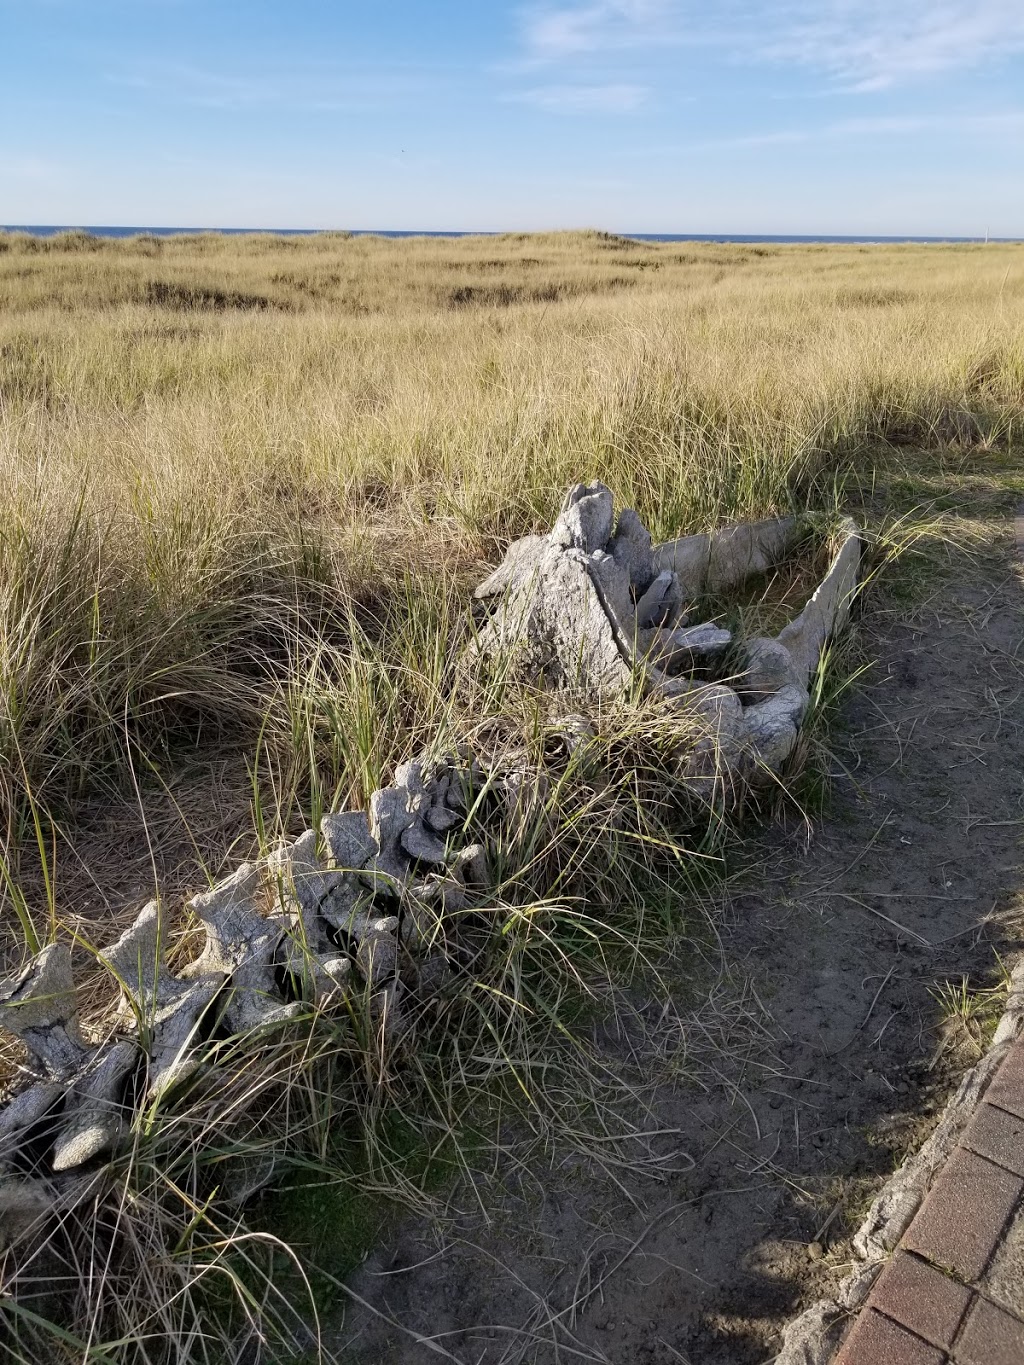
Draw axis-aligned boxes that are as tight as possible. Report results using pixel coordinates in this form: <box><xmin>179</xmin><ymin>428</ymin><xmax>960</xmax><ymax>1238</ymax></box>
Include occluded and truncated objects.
<box><xmin>2</xmin><ymin>224</ymin><xmax>1019</xmax><ymax>243</ymax></box>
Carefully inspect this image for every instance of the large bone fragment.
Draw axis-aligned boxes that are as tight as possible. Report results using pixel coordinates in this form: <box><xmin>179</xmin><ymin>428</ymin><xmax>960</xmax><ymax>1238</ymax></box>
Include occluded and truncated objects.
<box><xmin>776</xmin><ymin>520</ymin><xmax>861</xmax><ymax>682</ymax></box>
<box><xmin>269</xmin><ymin>830</ymin><xmax>341</xmax><ymax>933</ymax></box>
<box><xmin>100</xmin><ymin>900</ymin><xmax>224</xmax><ymax>1101</ymax></box>
<box><xmin>634</xmin><ymin>569</ymin><xmax>684</xmax><ymax>629</ymax></box>
<box><xmin>739</xmin><ymin>637</ymin><xmax>800</xmax><ymax>702</ymax></box>
<box><xmin>669</xmin><ymin>683</ymin><xmax>746</xmax><ymax>799</ymax></box>
<box><xmin>707</xmin><ymin>517</ymin><xmax>798</xmax><ymax>591</ymax></box>
<box><xmin>652</xmin><ymin>533</ymin><xmax>711</xmax><ymax>598</ymax></box>
<box><xmin>184</xmin><ymin>866</ymin><xmax>299</xmax><ymax>1034</ymax></box>
<box><xmin>741</xmin><ymin>684</ymin><xmax>811</xmax><ymax>777</ymax></box>
<box><xmin>586</xmin><ymin>550</ymin><xmax>638</xmax><ymax>641</ymax></box>
<box><xmin>356</xmin><ymin>920</ymin><xmax>400</xmax><ymax>987</ymax></box>
<box><xmin>474</xmin><ymin>535</ymin><xmax>550</xmax><ymax>600</ymax></box>
<box><xmin>268</xmin><ymin>836</ymin><xmax>355</xmax><ymax>1003</ymax></box>
<box><xmin>321</xmin><ymin>810</ymin><xmax>378</xmax><ymax>871</ymax></box>
<box><xmin>608</xmin><ymin>507</ymin><xmax>655</xmax><ymax>594</ymax></box>
<box><xmin>653</xmin><ymin>624</ymin><xmax>732</xmax><ymax>672</ymax></box>
<box><xmin>653</xmin><ymin>517</ymin><xmax>799</xmax><ymax>597</ymax></box>
<box><xmin>0</xmin><ymin>1081</ymin><xmax>64</xmax><ymax>1165</ymax></box>
<box><xmin>473</xmin><ymin>538</ymin><xmax>634</xmax><ymax>700</ymax></box>
<box><xmin>0</xmin><ymin>945</ymin><xmax>85</xmax><ymax>1079</ymax></box>
<box><xmin>51</xmin><ymin>1038</ymin><xmax>137</xmax><ymax>1172</ymax></box>
<box><xmin>362</xmin><ymin>786</ymin><xmax>417</xmax><ymax>890</ymax></box>
<box><xmin>551</xmin><ymin>481</ymin><xmax>614</xmax><ymax>552</ymax></box>
<box><xmin>400</xmin><ymin>821</ymin><xmax>450</xmax><ymax>869</ymax></box>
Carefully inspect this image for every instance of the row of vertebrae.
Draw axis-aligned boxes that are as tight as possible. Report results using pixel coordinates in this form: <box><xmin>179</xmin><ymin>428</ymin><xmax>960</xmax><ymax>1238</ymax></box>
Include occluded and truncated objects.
<box><xmin>0</xmin><ymin>486</ymin><xmax>862</xmax><ymax>1211</ymax></box>
<box><xmin>0</xmin><ymin>752</ymin><xmax>490</xmax><ymax>1192</ymax></box>
<box><xmin>471</xmin><ymin>480</ymin><xmax>861</xmax><ymax>791</ymax></box>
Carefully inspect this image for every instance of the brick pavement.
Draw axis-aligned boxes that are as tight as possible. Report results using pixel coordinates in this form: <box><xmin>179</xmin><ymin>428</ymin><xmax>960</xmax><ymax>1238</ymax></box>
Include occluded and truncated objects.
<box><xmin>836</xmin><ymin>1037</ymin><xmax>1024</xmax><ymax>1365</ymax></box>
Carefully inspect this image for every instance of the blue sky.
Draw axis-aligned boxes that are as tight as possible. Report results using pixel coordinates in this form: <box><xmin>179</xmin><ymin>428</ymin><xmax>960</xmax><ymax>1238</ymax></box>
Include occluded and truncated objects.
<box><xmin>2</xmin><ymin>1</ymin><xmax>1023</xmax><ymax>233</ymax></box>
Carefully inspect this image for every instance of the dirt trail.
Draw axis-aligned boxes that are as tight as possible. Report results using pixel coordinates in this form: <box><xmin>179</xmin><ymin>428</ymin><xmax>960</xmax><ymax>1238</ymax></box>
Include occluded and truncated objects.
<box><xmin>326</xmin><ymin>519</ymin><xmax>1024</xmax><ymax>1365</ymax></box>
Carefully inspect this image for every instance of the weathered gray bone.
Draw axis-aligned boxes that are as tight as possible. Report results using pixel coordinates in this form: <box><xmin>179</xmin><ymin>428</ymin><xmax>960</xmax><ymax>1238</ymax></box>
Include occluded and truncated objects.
<box><xmin>400</xmin><ymin>821</ymin><xmax>449</xmax><ymax>868</ymax></box>
<box><xmin>739</xmin><ymin>636</ymin><xmax>799</xmax><ymax>701</ymax></box>
<box><xmin>653</xmin><ymin>624</ymin><xmax>732</xmax><ymax>671</ymax></box>
<box><xmin>321</xmin><ymin>810</ymin><xmax>378</xmax><ymax>871</ymax></box>
<box><xmin>472</xmin><ymin>538</ymin><xmax>635</xmax><ymax>699</ymax></box>
<box><xmin>551</xmin><ymin>481</ymin><xmax>614</xmax><ymax>552</ymax></box>
<box><xmin>654</xmin><ymin>516</ymin><xmax>800</xmax><ymax>596</ymax></box>
<box><xmin>0</xmin><ymin>944</ymin><xmax>85</xmax><ymax>1079</ymax></box>
<box><xmin>608</xmin><ymin>507</ymin><xmax>655</xmax><ymax>594</ymax></box>
<box><xmin>635</xmin><ymin>569</ymin><xmax>684</xmax><ymax>629</ymax></box>
<box><xmin>0</xmin><ymin>944</ymin><xmax>142</xmax><ymax>1170</ymax></box>
<box><xmin>51</xmin><ymin>1038</ymin><xmax>138</xmax><ymax>1172</ymax></box>
<box><xmin>269</xmin><ymin>830</ymin><xmax>340</xmax><ymax>931</ymax></box>
<box><xmin>183</xmin><ymin>865</ymin><xmax>300</xmax><ymax>1034</ymax></box>
<box><xmin>355</xmin><ymin>919</ymin><xmax>400</xmax><ymax>987</ymax></box>
<box><xmin>362</xmin><ymin>786</ymin><xmax>417</xmax><ymax>889</ymax></box>
<box><xmin>99</xmin><ymin>900</ymin><xmax>225</xmax><ymax>1102</ymax></box>
<box><xmin>742</xmin><ymin>684</ymin><xmax>811</xmax><ymax>777</ymax></box>
<box><xmin>777</xmin><ymin>518</ymin><xmax>861</xmax><ymax>682</ymax></box>
<box><xmin>0</xmin><ymin>1081</ymin><xmax>65</xmax><ymax>1164</ymax></box>
<box><xmin>268</xmin><ymin>836</ymin><xmax>355</xmax><ymax>1003</ymax></box>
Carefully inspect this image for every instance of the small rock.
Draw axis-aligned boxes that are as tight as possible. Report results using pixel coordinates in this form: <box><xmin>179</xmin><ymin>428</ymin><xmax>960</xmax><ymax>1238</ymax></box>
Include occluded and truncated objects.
<box><xmin>321</xmin><ymin>811</ymin><xmax>377</xmax><ymax>871</ymax></box>
<box><xmin>425</xmin><ymin>802</ymin><xmax>461</xmax><ymax>834</ymax></box>
<box><xmin>400</xmin><ymin>822</ymin><xmax>449</xmax><ymax>868</ymax></box>
<box><xmin>656</xmin><ymin>623</ymin><xmax>732</xmax><ymax>669</ymax></box>
<box><xmin>453</xmin><ymin>843</ymin><xmax>488</xmax><ymax>889</ymax></box>
<box><xmin>634</xmin><ymin>570</ymin><xmax>683</xmax><ymax>628</ymax></box>
<box><xmin>741</xmin><ymin>637</ymin><xmax>799</xmax><ymax>701</ymax></box>
<box><xmin>551</xmin><ymin>481</ymin><xmax>614</xmax><ymax>553</ymax></box>
<box><xmin>608</xmin><ymin>507</ymin><xmax>655</xmax><ymax>593</ymax></box>
<box><xmin>807</xmin><ymin>1241</ymin><xmax>824</xmax><ymax>1262</ymax></box>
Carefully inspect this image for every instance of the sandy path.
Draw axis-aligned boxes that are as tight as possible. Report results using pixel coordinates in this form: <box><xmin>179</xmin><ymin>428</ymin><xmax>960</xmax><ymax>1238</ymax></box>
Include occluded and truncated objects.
<box><xmin>328</xmin><ymin>519</ymin><xmax>1024</xmax><ymax>1365</ymax></box>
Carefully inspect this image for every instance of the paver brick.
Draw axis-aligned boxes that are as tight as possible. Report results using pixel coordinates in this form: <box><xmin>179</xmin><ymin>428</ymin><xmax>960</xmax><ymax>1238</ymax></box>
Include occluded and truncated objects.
<box><xmin>902</xmin><ymin>1147</ymin><xmax>1023</xmax><ymax>1282</ymax></box>
<box><xmin>986</xmin><ymin>1043</ymin><xmax>1024</xmax><ymax>1123</ymax></box>
<box><xmin>866</xmin><ymin>1251</ymin><xmax>972</xmax><ymax>1349</ymax></box>
<box><xmin>963</xmin><ymin>1103</ymin><xmax>1024</xmax><ymax>1179</ymax></box>
<box><xmin>954</xmin><ymin>1295</ymin><xmax>1024</xmax><ymax>1365</ymax></box>
<box><xmin>836</xmin><ymin>1309</ymin><xmax>946</xmax><ymax>1365</ymax></box>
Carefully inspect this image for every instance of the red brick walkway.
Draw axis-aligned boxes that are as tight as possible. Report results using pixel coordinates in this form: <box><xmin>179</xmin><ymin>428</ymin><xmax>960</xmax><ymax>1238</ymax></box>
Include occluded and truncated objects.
<box><xmin>837</xmin><ymin>1040</ymin><xmax>1024</xmax><ymax>1365</ymax></box>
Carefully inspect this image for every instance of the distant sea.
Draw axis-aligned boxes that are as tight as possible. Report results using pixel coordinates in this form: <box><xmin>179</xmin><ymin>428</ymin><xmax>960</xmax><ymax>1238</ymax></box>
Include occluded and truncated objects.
<box><xmin>2</xmin><ymin>226</ymin><xmax>1015</xmax><ymax>245</ymax></box>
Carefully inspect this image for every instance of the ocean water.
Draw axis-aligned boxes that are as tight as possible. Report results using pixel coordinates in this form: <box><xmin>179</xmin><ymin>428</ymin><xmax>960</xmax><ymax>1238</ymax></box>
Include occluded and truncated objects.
<box><xmin>1</xmin><ymin>226</ymin><xmax>1013</xmax><ymax>245</ymax></box>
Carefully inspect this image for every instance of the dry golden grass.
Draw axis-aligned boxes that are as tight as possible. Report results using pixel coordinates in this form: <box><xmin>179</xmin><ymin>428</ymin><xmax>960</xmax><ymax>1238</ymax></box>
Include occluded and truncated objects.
<box><xmin>0</xmin><ymin>228</ymin><xmax>1022</xmax><ymax>919</ymax></box>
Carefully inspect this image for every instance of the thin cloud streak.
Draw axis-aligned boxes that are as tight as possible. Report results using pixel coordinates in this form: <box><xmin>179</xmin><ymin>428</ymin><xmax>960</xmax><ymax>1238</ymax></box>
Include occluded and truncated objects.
<box><xmin>105</xmin><ymin>62</ymin><xmax>440</xmax><ymax>112</ymax></box>
<box><xmin>521</xmin><ymin>1</ymin><xmax>674</xmax><ymax>59</ymax></box>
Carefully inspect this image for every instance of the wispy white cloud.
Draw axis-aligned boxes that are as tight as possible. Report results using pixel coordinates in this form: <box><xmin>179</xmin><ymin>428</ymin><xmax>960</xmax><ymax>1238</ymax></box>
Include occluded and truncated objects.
<box><xmin>509</xmin><ymin>81</ymin><xmax>648</xmax><ymax>112</ymax></box>
<box><xmin>760</xmin><ymin>2</ymin><xmax>1024</xmax><ymax>90</ymax></box>
<box><xmin>516</xmin><ymin>1</ymin><xmax>1024</xmax><ymax>89</ymax></box>
<box><xmin>522</xmin><ymin>1</ymin><xmax>673</xmax><ymax>59</ymax></box>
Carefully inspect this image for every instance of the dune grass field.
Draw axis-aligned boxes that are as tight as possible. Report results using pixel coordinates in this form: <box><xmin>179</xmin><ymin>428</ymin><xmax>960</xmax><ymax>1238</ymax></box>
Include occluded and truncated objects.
<box><xmin>1</xmin><ymin>229</ymin><xmax>1023</xmax><ymax>1362</ymax></box>
<box><xmin>1</xmin><ymin>230</ymin><xmax>1022</xmax><ymax>863</ymax></box>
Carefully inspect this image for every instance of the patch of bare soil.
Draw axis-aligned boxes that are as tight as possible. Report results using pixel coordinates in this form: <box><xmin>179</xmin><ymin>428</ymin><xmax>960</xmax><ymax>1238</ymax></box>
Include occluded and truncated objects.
<box><xmin>328</xmin><ymin>530</ymin><xmax>1024</xmax><ymax>1364</ymax></box>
